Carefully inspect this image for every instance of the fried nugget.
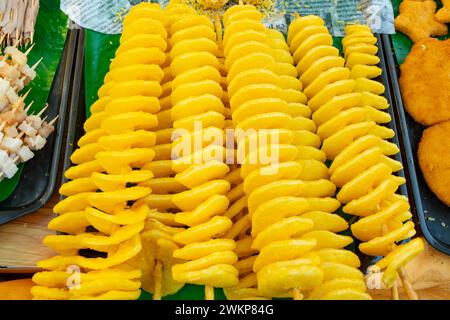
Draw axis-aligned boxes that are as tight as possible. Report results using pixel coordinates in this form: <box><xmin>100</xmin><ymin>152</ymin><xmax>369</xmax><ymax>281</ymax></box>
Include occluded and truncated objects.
<box><xmin>418</xmin><ymin>120</ymin><xmax>450</xmax><ymax>206</ymax></box>
<box><xmin>436</xmin><ymin>0</ymin><xmax>450</xmax><ymax>23</ymax></box>
<box><xmin>399</xmin><ymin>38</ymin><xmax>450</xmax><ymax>126</ymax></box>
<box><xmin>395</xmin><ymin>0</ymin><xmax>448</xmax><ymax>42</ymax></box>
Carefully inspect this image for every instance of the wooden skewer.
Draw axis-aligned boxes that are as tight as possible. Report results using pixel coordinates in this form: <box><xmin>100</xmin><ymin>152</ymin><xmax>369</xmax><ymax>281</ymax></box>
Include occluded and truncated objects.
<box><xmin>391</xmin><ymin>281</ymin><xmax>400</xmax><ymax>300</ymax></box>
<box><xmin>49</xmin><ymin>115</ymin><xmax>59</xmax><ymax>126</ymax></box>
<box><xmin>19</xmin><ymin>75</ymin><xmax>26</xmax><ymax>83</ymax></box>
<box><xmin>14</xmin><ymin>29</ymin><xmax>20</xmax><ymax>47</ymax></box>
<box><xmin>399</xmin><ymin>267</ymin><xmax>418</xmax><ymax>300</ymax></box>
<box><xmin>11</xmin><ymin>90</ymin><xmax>34</xmax><ymax>112</ymax></box>
<box><xmin>31</xmin><ymin>56</ymin><xmax>43</xmax><ymax>70</ymax></box>
<box><xmin>23</xmin><ymin>100</ymin><xmax>34</xmax><ymax>113</ymax></box>
<box><xmin>9</xmin><ymin>7</ymin><xmax>14</xmax><ymax>22</ymax></box>
<box><xmin>380</xmin><ymin>224</ymin><xmax>400</xmax><ymax>300</ymax></box>
<box><xmin>24</xmin><ymin>43</ymin><xmax>35</xmax><ymax>56</ymax></box>
<box><xmin>205</xmin><ymin>286</ymin><xmax>214</xmax><ymax>300</ymax></box>
<box><xmin>153</xmin><ymin>260</ymin><xmax>163</xmax><ymax>300</ymax></box>
<box><xmin>0</xmin><ymin>34</ymin><xmax>6</xmax><ymax>47</ymax></box>
<box><xmin>381</xmin><ymin>224</ymin><xmax>418</xmax><ymax>300</ymax></box>
<box><xmin>30</xmin><ymin>22</ymin><xmax>35</xmax><ymax>45</ymax></box>
<box><xmin>21</xmin><ymin>88</ymin><xmax>32</xmax><ymax>100</ymax></box>
<box><xmin>291</xmin><ymin>288</ymin><xmax>303</xmax><ymax>300</ymax></box>
<box><xmin>36</xmin><ymin>104</ymin><xmax>48</xmax><ymax>117</ymax></box>
<box><xmin>214</xmin><ymin>13</ymin><xmax>223</xmax><ymax>49</ymax></box>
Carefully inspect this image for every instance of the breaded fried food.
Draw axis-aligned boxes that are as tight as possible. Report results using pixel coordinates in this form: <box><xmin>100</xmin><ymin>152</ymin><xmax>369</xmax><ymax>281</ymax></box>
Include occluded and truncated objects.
<box><xmin>436</xmin><ymin>0</ymin><xmax>450</xmax><ymax>23</ymax></box>
<box><xmin>399</xmin><ymin>38</ymin><xmax>450</xmax><ymax>126</ymax></box>
<box><xmin>418</xmin><ymin>120</ymin><xmax>450</xmax><ymax>206</ymax></box>
<box><xmin>395</xmin><ymin>0</ymin><xmax>448</xmax><ymax>42</ymax></box>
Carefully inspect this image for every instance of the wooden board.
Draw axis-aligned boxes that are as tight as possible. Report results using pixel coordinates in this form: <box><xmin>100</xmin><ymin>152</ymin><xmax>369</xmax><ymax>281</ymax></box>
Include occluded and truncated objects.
<box><xmin>0</xmin><ymin>193</ymin><xmax>57</xmax><ymax>269</ymax></box>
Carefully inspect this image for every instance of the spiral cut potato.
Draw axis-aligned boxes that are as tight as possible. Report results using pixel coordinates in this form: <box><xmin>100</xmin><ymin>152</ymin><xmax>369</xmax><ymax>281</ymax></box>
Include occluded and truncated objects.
<box><xmin>124</xmin><ymin>3</ymin><xmax>199</xmax><ymax>300</ymax></box>
<box><xmin>288</xmin><ymin>17</ymin><xmax>423</xmax><ymax>292</ymax></box>
<box><xmin>341</xmin><ymin>24</ymin><xmax>424</xmax><ymax>290</ymax></box>
<box><xmin>284</xmin><ymin>18</ymin><xmax>371</xmax><ymax>300</ymax></box>
<box><xmin>164</xmin><ymin>3</ymin><xmax>239</xmax><ymax>300</ymax></box>
<box><xmin>31</xmin><ymin>3</ymin><xmax>178</xmax><ymax>300</ymax></box>
<box><xmin>221</xmin><ymin>5</ymin><xmax>365</xmax><ymax>300</ymax></box>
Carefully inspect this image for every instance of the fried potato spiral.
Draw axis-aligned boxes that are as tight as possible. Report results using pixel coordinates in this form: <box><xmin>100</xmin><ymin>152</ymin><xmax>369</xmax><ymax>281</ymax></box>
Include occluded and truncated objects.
<box><xmin>32</xmin><ymin>3</ymin><xmax>174</xmax><ymax>300</ymax></box>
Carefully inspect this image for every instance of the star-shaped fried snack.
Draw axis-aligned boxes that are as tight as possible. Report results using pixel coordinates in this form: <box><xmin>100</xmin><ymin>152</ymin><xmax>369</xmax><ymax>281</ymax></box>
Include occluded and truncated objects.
<box><xmin>395</xmin><ymin>0</ymin><xmax>448</xmax><ymax>42</ymax></box>
<box><xmin>436</xmin><ymin>0</ymin><xmax>450</xmax><ymax>23</ymax></box>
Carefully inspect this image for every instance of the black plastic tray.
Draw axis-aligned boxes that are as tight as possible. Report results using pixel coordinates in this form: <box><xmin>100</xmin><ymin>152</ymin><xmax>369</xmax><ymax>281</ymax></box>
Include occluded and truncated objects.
<box><xmin>381</xmin><ymin>34</ymin><xmax>450</xmax><ymax>256</ymax></box>
<box><xmin>0</xmin><ymin>30</ymin><xmax>78</xmax><ymax>225</ymax></box>
<box><xmin>61</xmin><ymin>30</ymin><xmax>86</xmax><ymax>190</ymax></box>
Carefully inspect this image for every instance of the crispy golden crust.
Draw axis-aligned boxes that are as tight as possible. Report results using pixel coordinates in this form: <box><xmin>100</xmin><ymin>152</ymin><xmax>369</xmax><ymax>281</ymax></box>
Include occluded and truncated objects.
<box><xmin>436</xmin><ymin>0</ymin><xmax>450</xmax><ymax>23</ymax></box>
<box><xmin>418</xmin><ymin>120</ymin><xmax>450</xmax><ymax>206</ymax></box>
<box><xmin>399</xmin><ymin>38</ymin><xmax>450</xmax><ymax>126</ymax></box>
<box><xmin>394</xmin><ymin>0</ymin><xmax>448</xmax><ymax>42</ymax></box>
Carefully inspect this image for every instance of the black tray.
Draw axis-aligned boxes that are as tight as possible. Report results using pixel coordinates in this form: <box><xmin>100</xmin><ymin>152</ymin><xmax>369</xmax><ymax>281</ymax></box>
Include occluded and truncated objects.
<box><xmin>0</xmin><ymin>30</ymin><xmax>78</xmax><ymax>225</ymax></box>
<box><xmin>381</xmin><ymin>34</ymin><xmax>450</xmax><ymax>256</ymax></box>
<box><xmin>61</xmin><ymin>30</ymin><xmax>86</xmax><ymax>190</ymax></box>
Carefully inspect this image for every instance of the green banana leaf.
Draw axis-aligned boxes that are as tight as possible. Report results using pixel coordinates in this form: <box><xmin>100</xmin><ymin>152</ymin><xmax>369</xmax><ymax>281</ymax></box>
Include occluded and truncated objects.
<box><xmin>392</xmin><ymin>0</ymin><xmax>449</xmax><ymax>65</ymax></box>
<box><xmin>84</xmin><ymin>31</ymin><xmax>119</xmax><ymax>116</ymax></box>
<box><xmin>0</xmin><ymin>0</ymin><xmax>68</xmax><ymax>201</ymax></box>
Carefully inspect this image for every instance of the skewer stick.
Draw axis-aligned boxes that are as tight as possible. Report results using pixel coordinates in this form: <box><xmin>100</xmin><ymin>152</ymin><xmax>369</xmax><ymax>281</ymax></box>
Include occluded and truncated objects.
<box><xmin>153</xmin><ymin>260</ymin><xmax>163</xmax><ymax>300</ymax></box>
<box><xmin>381</xmin><ymin>224</ymin><xmax>400</xmax><ymax>300</ymax></box>
<box><xmin>31</xmin><ymin>56</ymin><xmax>43</xmax><ymax>70</ymax></box>
<box><xmin>24</xmin><ymin>43</ymin><xmax>35</xmax><ymax>56</ymax></box>
<box><xmin>30</xmin><ymin>26</ymin><xmax>35</xmax><ymax>45</ymax></box>
<box><xmin>205</xmin><ymin>286</ymin><xmax>214</xmax><ymax>300</ymax></box>
<box><xmin>214</xmin><ymin>13</ymin><xmax>223</xmax><ymax>49</ymax></box>
<box><xmin>36</xmin><ymin>104</ymin><xmax>48</xmax><ymax>117</ymax></box>
<box><xmin>291</xmin><ymin>288</ymin><xmax>303</xmax><ymax>300</ymax></box>
<box><xmin>10</xmin><ymin>98</ymin><xmax>24</xmax><ymax>112</ymax></box>
<box><xmin>21</xmin><ymin>88</ymin><xmax>32</xmax><ymax>100</ymax></box>
<box><xmin>14</xmin><ymin>29</ymin><xmax>20</xmax><ymax>47</ymax></box>
<box><xmin>49</xmin><ymin>115</ymin><xmax>59</xmax><ymax>126</ymax></box>
<box><xmin>381</xmin><ymin>224</ymin><xmax>418</xmax><ymax>300</ymax></box>
<box><xmin>24</xmin><ymin>100</ymin><xmax>34</xmax><ymax>113</ymax></box>
<box><xmin>391</xmin><ymin>282</ymin><xmax>399</xmax><ymax>300</ymax></box>
<box><xmin>0</xmin><ymin>34</ymin><xmax>6</xmax><ymax>47</ymax></box>
<box><xmin>399</xmin><ymin>267</ymin><xmax>418</xmax><ymax>300</ymax></box>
